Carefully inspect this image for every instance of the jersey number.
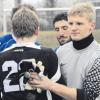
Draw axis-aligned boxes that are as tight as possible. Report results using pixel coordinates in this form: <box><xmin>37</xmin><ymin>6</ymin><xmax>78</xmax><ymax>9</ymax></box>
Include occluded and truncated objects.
<box><xmin>2</xmin><ymin>61</ymin><xmax>24</xmax><ymax>92</ymax></box>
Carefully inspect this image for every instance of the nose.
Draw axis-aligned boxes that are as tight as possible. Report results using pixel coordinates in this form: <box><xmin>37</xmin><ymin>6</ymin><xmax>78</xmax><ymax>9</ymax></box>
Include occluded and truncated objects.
<box><xmin>59</xmin><ymin>29</ymin><xmax>65</xmax><ymax>36</ymax></box>
<box><xmin>71</xmin><ymin>24</ymin><xmax>78</xmax><ymax>32</ymax></box>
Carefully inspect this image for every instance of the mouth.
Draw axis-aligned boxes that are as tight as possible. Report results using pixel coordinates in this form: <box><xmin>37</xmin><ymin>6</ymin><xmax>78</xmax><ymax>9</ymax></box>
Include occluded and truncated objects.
<box><xmin>58</xmin><ymin>37</ymin><xmax>67</xmax><ymax>41</ymax></box>
<box><xmin>57</xmin><ymin>37</ymin><xmax>70</xmax><ymax>45</ymax></box>
<box><xmin>71</xmin><ymin>33</ymin><xmax>79</xmax><ymax>35</ymax></box>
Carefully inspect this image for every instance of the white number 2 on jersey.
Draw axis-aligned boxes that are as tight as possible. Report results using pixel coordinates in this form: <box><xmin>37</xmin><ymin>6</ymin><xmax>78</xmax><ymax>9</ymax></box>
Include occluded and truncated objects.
<box><xmin>2</xmin><ymin>61</ymin><xmax>24</xmax><ymax>92</ymax></box>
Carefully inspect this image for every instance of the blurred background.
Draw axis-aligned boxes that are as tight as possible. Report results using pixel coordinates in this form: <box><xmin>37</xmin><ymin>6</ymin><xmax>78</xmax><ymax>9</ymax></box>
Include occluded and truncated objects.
<box><xmin>0</xmin><ymin>0</ymin><xmax>100</xmax><ymax>48</ymax></box>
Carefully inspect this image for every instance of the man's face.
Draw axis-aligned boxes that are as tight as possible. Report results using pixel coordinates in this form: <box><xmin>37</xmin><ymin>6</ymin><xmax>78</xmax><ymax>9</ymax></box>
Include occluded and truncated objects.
<box><xmin>54</xmin><ymin>20</ymin><xmax>71</xmax><ymax>45</ymax></box>
<box><xmin>68</xmin><ymin>15</ymin><xmax>95</xmax><ymax>41</ymax></box>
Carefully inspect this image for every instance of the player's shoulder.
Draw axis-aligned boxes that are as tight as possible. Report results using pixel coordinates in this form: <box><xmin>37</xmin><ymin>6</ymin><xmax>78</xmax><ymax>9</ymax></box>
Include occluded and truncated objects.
<box><xmin>93</xmin><ymin>40</ymin><xmax>100</xmax><ymax>54</ymax></box>
<box><xmin>41</xmin><ymin>46</ymin><xmax>54</xmax><ymax>53</ymax></box>
<box><xmin>0</xmin><ymin>46</ymin><xmax>16</xmax><ymax>56</ymax></box>
<box><xmin>56</xmin><ymin>41</ymin><xmax>72</xmax><ymax>53</ymax></box>
<box><xmin>0</xmin><ymin>34</ymin><xmax>12</xmax><ymax>45</ymax></box>
<box><xmin>41</xmin><ymin>46</ymin><xmax>56</xmax><ymax>57</ymax></box>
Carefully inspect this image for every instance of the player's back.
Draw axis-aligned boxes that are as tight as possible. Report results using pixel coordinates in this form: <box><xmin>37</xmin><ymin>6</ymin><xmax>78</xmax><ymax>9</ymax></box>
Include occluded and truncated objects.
<box><xmin>0</xmin><ymin>44</ymin><xmax>63</xmax><ymax>100</ymax></box>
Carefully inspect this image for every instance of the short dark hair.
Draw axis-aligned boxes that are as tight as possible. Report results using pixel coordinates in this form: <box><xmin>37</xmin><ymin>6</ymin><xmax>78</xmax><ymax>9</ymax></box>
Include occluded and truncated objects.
<box><xmin>53</xmin><ymin>12</ymin><xmax>68</xmax><ymax>25</ymax></box>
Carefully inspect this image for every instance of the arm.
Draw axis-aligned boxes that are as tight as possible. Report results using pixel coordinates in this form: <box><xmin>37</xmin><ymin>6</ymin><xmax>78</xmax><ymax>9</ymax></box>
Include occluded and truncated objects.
<box><xmin>46</xmin><ymin>49</ymin><xmax>66</xmax><ymax>85</ymax></box>
<box><xmin>29</xmin><ymin>72</ymin><xmax>88</xmax><ymax>100</ymax></box>
<box><xmin>83</xmin><ymin>57</ymin><xmax>100</xmax><ymax>100</ymax></box>
<box><xmin>42</xmin><ymin>48</ymin><xmax>66</xmax><ymax>100</ymax></box>
<box><xmin>49</xmin><ymin>82</ymin><xmax>77</xmax><ymax>100</ymax></box>
<box><xmin>29</xmin><ymin>73</ymin><xmax>77</xmax><ymax>100</ymax></box>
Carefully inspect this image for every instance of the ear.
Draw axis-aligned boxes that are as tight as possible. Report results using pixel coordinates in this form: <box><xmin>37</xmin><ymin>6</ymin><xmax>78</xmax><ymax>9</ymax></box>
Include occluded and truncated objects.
<box><xmin>89</xmin><ymin>22</ymin><xmax>96</xmax><ymax>33</ymax></box>
<box><xmin>91</xmin><ymin>22</ymin><xmax>96</xmax><ymax>30</ymax></box>
<box><xmin>92</xmin><ymin>22</ymin><xmax>96</xmax><ymax>30</ymax></box>
<box><xmin>35</xmin><ymin>27</ymin><xmax>40</xmax><ymax>35</ymax></box>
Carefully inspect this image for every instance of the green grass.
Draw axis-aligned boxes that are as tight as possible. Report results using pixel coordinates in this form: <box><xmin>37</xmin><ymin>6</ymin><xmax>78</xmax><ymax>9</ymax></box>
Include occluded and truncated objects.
<box><xmin>0</xmin><ymin>29</ymin><xmax>100</xmax><ymax>48</ymax></box>
<box><xmin>38</xmin><ymin>31</ymin><xmax>59</xmax><ymax>48</ymax></box>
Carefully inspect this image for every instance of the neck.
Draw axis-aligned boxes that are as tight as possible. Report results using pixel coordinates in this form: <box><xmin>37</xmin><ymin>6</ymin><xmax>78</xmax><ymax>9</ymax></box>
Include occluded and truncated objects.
<box><xmin>16</xmin><ymin>36</ymin><xmax>37</xmax><ymax>45</ymax></box>
<box><xmin>73</xmin><ymin>34</ymin><xmax>94</xmax><ymax>50</ymax></box>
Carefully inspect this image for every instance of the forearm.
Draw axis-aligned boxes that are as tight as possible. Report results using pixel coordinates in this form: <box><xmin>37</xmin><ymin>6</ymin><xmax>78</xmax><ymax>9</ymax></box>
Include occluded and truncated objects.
<box><xmin>48</xmin><ymin>82</ymin><xmax>77</xmax><ymax>100</ymax></box>
<box><xmin>29</xmin><ymin>74</ymin><xmax>87</xmax><ymax>100</ymax></box>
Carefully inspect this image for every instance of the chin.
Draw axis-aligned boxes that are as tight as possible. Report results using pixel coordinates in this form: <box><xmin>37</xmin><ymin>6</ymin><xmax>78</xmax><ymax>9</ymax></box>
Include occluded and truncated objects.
<box><xmin>72</xmin><ymin>37</ymin><xmax>81</xmax><ymax>41</ymax></box>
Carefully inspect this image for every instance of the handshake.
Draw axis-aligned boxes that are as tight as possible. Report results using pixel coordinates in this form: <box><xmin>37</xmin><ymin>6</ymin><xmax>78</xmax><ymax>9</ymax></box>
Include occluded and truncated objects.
<box><xmin>9</xmin><ymin>58</ymin><xmax>45</xmax><ymax>93</ymax></box>
<box><xmin>20</xmin><ymin>59</ymin><xmax>45</xmax><ymax>93</ymax></box>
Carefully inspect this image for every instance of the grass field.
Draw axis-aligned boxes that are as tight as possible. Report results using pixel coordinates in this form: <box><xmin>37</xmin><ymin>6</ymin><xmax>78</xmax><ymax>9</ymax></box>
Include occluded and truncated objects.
<box><xmin>38</xmin><ymin>31</ymin><xmax>59</xmax><ymax>48</ymax></box>
<box><xmin>0</xmin><ymin>29</ymin><xmax>100</xmax><ymax>48</ymax></box>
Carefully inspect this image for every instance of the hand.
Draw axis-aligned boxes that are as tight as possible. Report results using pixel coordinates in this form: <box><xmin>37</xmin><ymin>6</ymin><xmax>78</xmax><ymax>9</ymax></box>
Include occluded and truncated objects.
<box><xmin>28</xmin><ymin>72</ymin><xmax>54</xmax><ymax>90</ymax></box>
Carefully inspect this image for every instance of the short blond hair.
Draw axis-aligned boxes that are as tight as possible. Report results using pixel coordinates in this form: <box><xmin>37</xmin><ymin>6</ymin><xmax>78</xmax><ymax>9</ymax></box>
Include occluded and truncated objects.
<box><xmin>68</xmin><ymin>2</ymin><xmax>96</xmax><ymax>22</ymax></box>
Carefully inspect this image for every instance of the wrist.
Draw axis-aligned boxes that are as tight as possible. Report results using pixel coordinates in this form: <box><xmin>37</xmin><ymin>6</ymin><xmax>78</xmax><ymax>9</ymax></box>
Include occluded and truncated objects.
<box><xmin>48</xmin><ymin>81</ymin><xmax>56</xmax><ymax>91</ymax></box>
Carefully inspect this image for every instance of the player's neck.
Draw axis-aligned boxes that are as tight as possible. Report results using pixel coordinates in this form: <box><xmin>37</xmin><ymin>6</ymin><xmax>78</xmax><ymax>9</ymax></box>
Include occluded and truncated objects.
<box><xmin>73</xmin><ymin>34</ymin><xmax>94</xmax><ymax>50</ymax></box>
<box><xmin>16</xmin><ymin>36</ymin><xmax>37</xmax><ymax>45</ymax></box>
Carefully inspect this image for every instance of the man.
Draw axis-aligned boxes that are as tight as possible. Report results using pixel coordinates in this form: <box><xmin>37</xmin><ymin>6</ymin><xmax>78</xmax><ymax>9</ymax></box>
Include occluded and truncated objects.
<box><xmin>0</xmin><ymin>4</ymin><xmax>40</xmax><ymax>52</ymax></box>
<box><xmin>0</xmin><ymin>5</ymin><xmax>64</xmax><ymax>100</ymax></box>
<box><xmin>53</xmin><ymin>13</ymin><xmax>71</xmax><ymax>46</ymax></box>
<box><xmin>53</xmin><ymin>13</ymin><xmax>71</xmax><ymax>51</ymax></box>
<box><xmin>28</xmin><ymin>2</ymin><xmax>100</xmax><ymax>100</ymax></box>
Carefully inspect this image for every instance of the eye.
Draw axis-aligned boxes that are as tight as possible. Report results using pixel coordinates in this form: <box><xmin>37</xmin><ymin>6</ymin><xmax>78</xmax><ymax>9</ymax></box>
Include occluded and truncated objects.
<box><xmin>69</xmin><ymin>22</ymin><xmax>73</xmax><ymax>25</ymax></box>
<box><xmin>55</xmin><ymin>28</ymin><xmax>59</xmax><ymax>32</ymax></box>
<box><xmin>62</xmin><ymin>26</ymin><xmax>68</xmax><ymax>30</ymax></box>
<box><xmin>76</xmin><ymin>22</ymin><xmax>83</xmax><ymax>25</ymax></box>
